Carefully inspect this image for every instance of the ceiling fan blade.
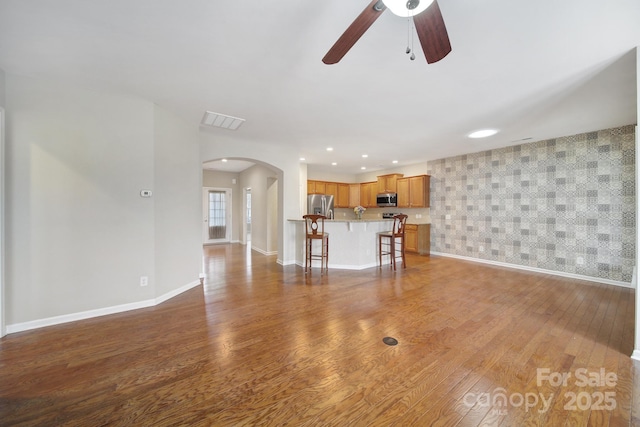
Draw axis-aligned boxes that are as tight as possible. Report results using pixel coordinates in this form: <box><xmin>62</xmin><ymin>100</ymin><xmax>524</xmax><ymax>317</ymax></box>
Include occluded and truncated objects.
<box><xmin>322</xmin><ymin>0</ymin><xmax>386</xmax><ymax>65</ymax></box>
<box><xmin>413</xmin><ymin>0</ymin><xmax>452</xmax><ymax>64</ymax></box>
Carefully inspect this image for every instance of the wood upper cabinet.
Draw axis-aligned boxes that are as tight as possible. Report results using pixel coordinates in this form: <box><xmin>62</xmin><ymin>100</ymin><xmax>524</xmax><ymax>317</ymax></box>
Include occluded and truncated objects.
<box><xmin>308</xmin><ymin>175</ymin><xmax>428</xmax><ymax>209</ymax></box>
<box><xmin>308</xmin><ymin>181</ymin><xmax>348</xmax><ymax>207</ymax></box>
<box><xmin>368</xmin><ymin>183</ymin><xmax>378</xmax><ymax>207</ymax></box>
<box><xmin>397</xmin><ymin>178</ymin><xmax>410</xmax><ymax>208</ymax></box>
<box><xmin>377</xmin><ymin>173</ymin><xmax>403</xmax><ymax>194</ymax></box>
<box><xmin>348</xmin><ymin>184</ymin><xmax>360</xmax><ymax>208</ymax></box>
<box><xmin>360</xmin><ymin>182</ymin><xmax>377</xmax><ymax>208</ymax></box>
<box><xmin>307</xmin><ymin>180</ymin><xmax>326</xmax><ymax>194</ymax></box>
<box><xmin>397</xmin><ymin>175</ymin><xmax>430</xmax><ymax>208</ymax></box>
<box><xmin>336</xmin><ymin>183</ymin><xmax>350</xmax><ymax>208</ymax></box>
<box><xmin>325</xmin><ymin>182</ymin><xmax>338</xmax><ymax>200</ymax></box>
<box><xmin>409</xmin><ymin>175</ymin><xmax>429</xmax><ymax>207</ymax></box>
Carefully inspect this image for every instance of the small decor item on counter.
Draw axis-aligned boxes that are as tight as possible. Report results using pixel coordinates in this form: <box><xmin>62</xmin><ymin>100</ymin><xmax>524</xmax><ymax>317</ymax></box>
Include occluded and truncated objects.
<box><xmin>354</xmin><ymin>205</ymin><xmax>366</xmax><ymax>220</ymax></box>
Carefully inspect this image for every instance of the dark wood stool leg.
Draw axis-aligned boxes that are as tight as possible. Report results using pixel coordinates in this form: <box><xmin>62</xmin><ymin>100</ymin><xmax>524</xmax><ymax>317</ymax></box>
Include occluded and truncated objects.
<box><xmin>391</xmin><ymin>236</ymin><xmax>396</xmax><ymax>271</ymax></box>
<box><xmin>305</xmin><ymin>237</ymin><xmax>311</xmax><ymax>273</ymax></box>
<box><xmin>325</xmin><ymin>236</ymin><xmax>329</xmax><ymax>273</ymax></box>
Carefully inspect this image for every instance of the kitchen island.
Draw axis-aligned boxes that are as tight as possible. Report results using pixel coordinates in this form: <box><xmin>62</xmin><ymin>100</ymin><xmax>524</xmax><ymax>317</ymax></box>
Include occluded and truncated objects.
<box><xmin>289</xmin><ymin>219</ymin><xmax>395</xmax><ymax>270</ymax></box>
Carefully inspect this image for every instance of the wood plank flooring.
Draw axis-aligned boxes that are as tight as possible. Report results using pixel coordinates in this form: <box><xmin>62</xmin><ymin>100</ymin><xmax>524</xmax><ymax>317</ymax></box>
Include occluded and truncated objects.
<box><xmin>0</xmin><ymin>244</ymin><xmax>638</xmax><ymax>426</ymax></box>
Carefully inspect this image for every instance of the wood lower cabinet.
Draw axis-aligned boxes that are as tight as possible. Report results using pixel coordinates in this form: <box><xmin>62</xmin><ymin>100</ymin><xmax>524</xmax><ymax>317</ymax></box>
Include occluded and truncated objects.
<box><xmin>404</xmin><ymin>224</ymin><xmax>430</xmax><ymax>255</ymax></box>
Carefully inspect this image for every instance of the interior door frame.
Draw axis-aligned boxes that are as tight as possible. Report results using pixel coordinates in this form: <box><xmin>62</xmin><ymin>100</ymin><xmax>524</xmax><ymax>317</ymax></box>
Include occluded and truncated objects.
<box><xmin>242</xmin><ymin>187</ymin><xmax>251</xmax><ymax>245</ymax></box>
<box><xmin>0</xmin><ymin>108</ymin><xmax>5</xmax><ymax>337</ymax></box>
<box><xmin>203</xmin><ymin>187</ymin><xmax>232</xmax><ymax>244</ymax></box>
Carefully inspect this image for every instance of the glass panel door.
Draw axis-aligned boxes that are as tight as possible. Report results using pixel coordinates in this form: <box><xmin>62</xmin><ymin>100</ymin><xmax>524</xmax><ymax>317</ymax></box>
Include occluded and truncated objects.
<box><xmin>208</xmin><ymin>190</ymin><xmax>226</xmax><ymax>240</ymax></box>
<box><xmin>203</xmin><ymin>188</ymin><xmax>231</xmax><ymax>244</ymax></box>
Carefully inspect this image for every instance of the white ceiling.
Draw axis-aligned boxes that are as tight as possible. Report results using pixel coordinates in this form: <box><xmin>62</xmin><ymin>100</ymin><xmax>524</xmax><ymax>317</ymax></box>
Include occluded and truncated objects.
<box><xmin>0</xmin><ymin>0</ymin><xmax>638</xmax><ymax>176</ymax></box>
<box><xmin>203</xmin><ymin>159</ymin><xmax>255</xmax><ymax>173</ymax></box>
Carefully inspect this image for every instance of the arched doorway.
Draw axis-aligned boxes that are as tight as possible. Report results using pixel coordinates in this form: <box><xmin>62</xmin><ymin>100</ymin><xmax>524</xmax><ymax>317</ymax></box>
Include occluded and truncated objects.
<box><xmin>202</xmin><ymin>158</ymin><xmax>283</xmax><ymax>257</ymax></box>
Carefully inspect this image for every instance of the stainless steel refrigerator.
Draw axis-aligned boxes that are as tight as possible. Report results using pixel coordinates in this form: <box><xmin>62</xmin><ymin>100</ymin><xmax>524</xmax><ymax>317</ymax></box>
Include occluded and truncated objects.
<box><xmin>307</xmin><ymin>194</ymin><xmax>334</xmax><ymax>219</ymax></box>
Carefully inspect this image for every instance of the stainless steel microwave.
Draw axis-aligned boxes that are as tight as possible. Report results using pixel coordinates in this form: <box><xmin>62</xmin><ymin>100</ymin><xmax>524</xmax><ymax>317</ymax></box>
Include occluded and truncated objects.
<box><xmin>376</xmin><ymin>193</ymin><xmax>397</xmax><ymax>207</ymax></box>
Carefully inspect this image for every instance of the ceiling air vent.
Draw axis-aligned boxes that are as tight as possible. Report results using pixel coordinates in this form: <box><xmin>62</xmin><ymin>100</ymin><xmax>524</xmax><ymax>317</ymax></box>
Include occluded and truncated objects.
<box><xmin>201</xmin><ymin>111</ymin><xmax>245</xmax><ymax>130</ymax></box>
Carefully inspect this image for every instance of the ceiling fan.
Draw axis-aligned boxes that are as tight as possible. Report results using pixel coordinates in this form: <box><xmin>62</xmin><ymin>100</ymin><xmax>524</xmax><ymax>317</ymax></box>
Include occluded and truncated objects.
<box><xmin>322</xmin><ymin>0</ymin><xmax>451</xmax><ymax>65</ymax></box>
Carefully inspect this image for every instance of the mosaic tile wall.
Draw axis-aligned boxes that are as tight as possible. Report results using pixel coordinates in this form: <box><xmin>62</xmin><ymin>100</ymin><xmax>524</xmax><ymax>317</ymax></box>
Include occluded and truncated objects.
<box><xmin>427</xmin><ymin>125</ymin><xmax>636</xmax><ymax>283</ymax></box>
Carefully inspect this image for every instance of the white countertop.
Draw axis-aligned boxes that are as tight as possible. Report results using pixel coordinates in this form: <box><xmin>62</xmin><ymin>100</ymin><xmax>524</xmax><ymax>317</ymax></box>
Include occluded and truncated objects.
<box><xmin>288</xmin><ymin>218</ymin><xmax>431</xmax><ymax>225</ymax></box>
<box><xmin>288</xmin><ymin>218</ymin><xmax>392</xmax><ymax>222</ymax></box>
<box><xmin>291</xmin><ymin>219</ymin><xmax>392</xmax><ymax>269</ymax></box>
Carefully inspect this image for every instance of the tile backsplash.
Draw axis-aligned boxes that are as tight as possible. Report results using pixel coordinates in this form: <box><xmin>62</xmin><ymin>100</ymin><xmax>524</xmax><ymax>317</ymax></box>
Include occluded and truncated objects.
<box><xmin>427</xmin><ymin>125</ymin><xmax>636</xmax><ymax>283</ymax></box>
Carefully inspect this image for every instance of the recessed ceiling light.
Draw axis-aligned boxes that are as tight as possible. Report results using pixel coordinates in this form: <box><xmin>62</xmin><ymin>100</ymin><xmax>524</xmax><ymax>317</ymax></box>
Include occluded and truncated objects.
<box><xmin>299</xmin><ymin>157</ymin><xmax>306</xmax><ymax>161</ymax></box>
<box><xmin>221</xmin><ymin>158</ymin><xmax>228</xmax><ymax>162</ymax></box>
<box><xmin>361</xmin><ymin>166</ymin><xmax>366</xmax><ymax>170</ymax></box>
<box><xmin>362</xmin><ymin>154</ymin><xmax>368</xmax><ymax>158</ymax></box>
<box><xmin>327</xmin><ymin>147</ymin><xmax>334</xmax><ymax>151</ymax></box>
<box><xmin>332</xmin><ymin>162</ymin><xmax>337</xmax><ymax>166</ymax></box>
<box><xmin>392</xmin><ymin>160</ymin><xmax>398</xmax><ymax>164</ymax></box>
<box><xmin>468</xmin><ymin>129</ymin><xmax>499</xmax><ymax>139</ymax></box>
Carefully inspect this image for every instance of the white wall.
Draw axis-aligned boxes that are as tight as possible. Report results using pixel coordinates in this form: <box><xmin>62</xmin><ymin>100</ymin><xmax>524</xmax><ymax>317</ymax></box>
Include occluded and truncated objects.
<box><xmin>6</xmin><ymin>74</ymin><xmax>155</xmax><ymax>324</ymax></box>
<box><xmin>306</xmin><ymin>170</ymin><xmax>357</xmax><ymax>183</ymax></box>
<box><xmin>356</xmin><ymin>162</ymin><xmax>429</xmax><ymax>183</ymax></box>
<box><xmin>4</xmin><ymin>74</ymin><xmax>201</xmax><ymax>329</ymax></box>
<box><xmin>0</xmin><ymin>68</ymin><xmax>5</xmax><ymax>337</ymax></box>
<box><xmin>307</xmin><ymin>162</ymin><xmax>429</xmax><ymax>184</ymax></box>
<box><xmin>0</xmin><ymin>68</ymin><xmax>5</xmax><ymax>106</ymax></box>
<box><xmin>267</xmin><ymin>177</ymin><xmax>278</xmax><ymax>253</ymax></box>
<box><xmin>634</xmin><ymin>47</ymin><xmax>640</xmax><ymax>361</ymax></box>
<box><xmin>239</xmin><ymin>164</ymin><xmax>278</xmax><ymax>255</ymax></box>
<box><xmin>153</xmin><ymin>104</ymin><xmax>202</xmax><ymax>296</ymax></box>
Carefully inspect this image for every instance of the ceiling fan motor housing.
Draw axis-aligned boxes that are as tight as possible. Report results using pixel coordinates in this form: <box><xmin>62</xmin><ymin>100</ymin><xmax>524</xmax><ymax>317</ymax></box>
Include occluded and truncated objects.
<box><xmin>407</xmin><ymin>0</ymin><xmax>420</xmax><ymax>11</ymax></box>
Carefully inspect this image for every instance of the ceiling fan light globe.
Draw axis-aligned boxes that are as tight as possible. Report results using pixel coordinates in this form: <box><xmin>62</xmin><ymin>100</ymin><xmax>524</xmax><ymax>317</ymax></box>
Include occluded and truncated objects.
<box><xmin>381</xmin><ymin>0</ymin><xmax>434</xmax><ymax>17</ymax></box>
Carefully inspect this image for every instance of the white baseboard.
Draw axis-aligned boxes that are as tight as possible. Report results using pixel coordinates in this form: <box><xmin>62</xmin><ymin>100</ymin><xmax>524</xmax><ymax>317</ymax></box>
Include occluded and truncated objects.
<box><xmin>154</xmin><ymin>280</ymin><xmax>201</xmax><ymax>305</ymax></box>
<box><xmin>631</xmin><ymin>350</ymin><xmax>640</xmax><ymax>362</ymax></box>
<box><xmin>251</xmin><ymin>246</ymin><xmax>278</xmax><ymax>256</ymax></box>
<box><xmin>430</xmin><ymin>252</ymin><xmax>634</xmax><ymax>289</ymax></box>
<box><xmin>6</xmin><ymin>279</ymin><xmax>202</xmax><ymax>334</ymax></box>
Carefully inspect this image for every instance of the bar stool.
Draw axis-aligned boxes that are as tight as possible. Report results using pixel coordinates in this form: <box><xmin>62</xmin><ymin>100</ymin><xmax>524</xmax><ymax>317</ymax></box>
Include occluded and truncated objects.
<box><xmin>303</xmin><ymin>214</ymin><xmax>329</xmax><ymax>274</ymax></box>
<box><xmin>378</xmin><ymin>214</ymin><xmax>408</xmax><ymax>270</ymax></box>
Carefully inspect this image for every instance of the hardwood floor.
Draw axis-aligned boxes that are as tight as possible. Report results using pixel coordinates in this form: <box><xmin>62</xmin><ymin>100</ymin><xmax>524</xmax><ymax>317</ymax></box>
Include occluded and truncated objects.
<box><xmin>1</xmin><ymin>244</ymin><xmax>639</xmax><ymax>426</ymax></box>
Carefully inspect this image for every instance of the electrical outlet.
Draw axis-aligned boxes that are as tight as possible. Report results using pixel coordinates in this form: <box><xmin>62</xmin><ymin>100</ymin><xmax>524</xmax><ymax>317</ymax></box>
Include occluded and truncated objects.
<box><xmin>576</xmin><ymin>257</ymin><xmax>584</xmax><ymax>265</ymax></box>
<box><xmin>140</xmin><ymin>276</ymin><xmax>148</xmax><ymax>287</ymax></box>
<box><xmin>416</xmin><ymin>214</ymin><xmax>422</xmax><ymax>218</ymax></box>
<box><xmin>479</xmin><ymin>245</ymin><xmax>484</xmax><ymax>252</ymax></box>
